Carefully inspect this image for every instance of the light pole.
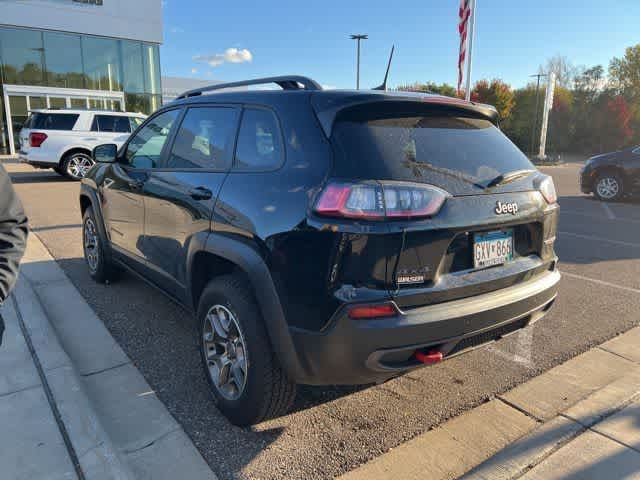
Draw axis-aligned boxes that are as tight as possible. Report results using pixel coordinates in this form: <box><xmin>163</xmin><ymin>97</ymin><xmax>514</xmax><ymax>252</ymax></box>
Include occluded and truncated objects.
<box><xmin>350</xmin><ymin>34</ymin><xmax>368</xmax><ymax>89</ymax></box>
<box><xmin>529</xmin><ymin>73</ymin><xmax>547</xmax><ymax>156</ymax></box>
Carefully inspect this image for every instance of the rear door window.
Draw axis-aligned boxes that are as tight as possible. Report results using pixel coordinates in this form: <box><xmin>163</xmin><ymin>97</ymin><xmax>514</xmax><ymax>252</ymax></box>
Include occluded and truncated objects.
<box><xmin>91</xmin><ymin>115</ymin><xmax>132</xmax><ymax>133</ymax></box>
<box><xmin>167</xmin><ymin>107</ymin><xmax>239</xmax><ymax>170</ymax></box>
<box><xmin>234</xmin><ymin>108</ymin><xmax>283</xmax><ymax>171</ymax></box>
<box><xmin>331</xmin><ymin>103</ymin><xmax>534</xmax><ymax>195</ymax></box>
<box><xmin>29</xmin><ymin>113</ymin><xmax>79</xmax><ymax>130</ymax></box>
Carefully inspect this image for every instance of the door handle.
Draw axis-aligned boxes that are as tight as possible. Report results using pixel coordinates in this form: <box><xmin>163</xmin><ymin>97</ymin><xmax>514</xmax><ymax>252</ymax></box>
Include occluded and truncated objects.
<box><xmin>189</xmin><ymin>186</ymin><xmax>213</xmax><ymax>200</ymax></box>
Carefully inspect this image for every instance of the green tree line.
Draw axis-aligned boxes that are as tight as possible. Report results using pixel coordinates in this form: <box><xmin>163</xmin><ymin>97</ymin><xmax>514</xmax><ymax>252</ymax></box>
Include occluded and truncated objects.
<box><xmin>397</xmin><ymin>45</ymin><xmax>640</xmax><ymax>155</ymax></box>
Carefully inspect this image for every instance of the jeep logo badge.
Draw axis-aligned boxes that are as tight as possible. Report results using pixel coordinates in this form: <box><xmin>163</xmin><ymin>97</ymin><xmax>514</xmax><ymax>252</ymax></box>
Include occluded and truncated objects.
<box><xmin>495</xmin><ymin>201</ymin><xmax>519</xmax><ymax>215</ymax></box>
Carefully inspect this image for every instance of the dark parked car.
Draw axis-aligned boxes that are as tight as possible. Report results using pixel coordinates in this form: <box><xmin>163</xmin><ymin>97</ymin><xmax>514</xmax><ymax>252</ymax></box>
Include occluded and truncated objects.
<box><xmin>580</xmin><ymin>146</ymin><xmax>640</xmax><ymax>201</ymax></box>
<box><xmin>80</xmin><ymin>76</ymin><xmax>560</xmax><ymax>426</ymax></box>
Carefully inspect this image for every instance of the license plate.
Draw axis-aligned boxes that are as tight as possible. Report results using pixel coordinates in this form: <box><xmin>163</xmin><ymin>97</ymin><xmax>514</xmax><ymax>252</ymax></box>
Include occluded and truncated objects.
<box><xmin>473</xmin><ymin>230</ymin><xmax>513</xmax><ymax>269</ymax></box>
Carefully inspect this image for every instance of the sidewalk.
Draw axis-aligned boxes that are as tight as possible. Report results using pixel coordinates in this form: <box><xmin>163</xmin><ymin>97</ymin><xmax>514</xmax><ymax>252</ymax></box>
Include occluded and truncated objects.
<box><xmin>341</xmin><ymin>327</ymin><xmax>640</xmax><ymax>480</ymax></box>
<box><xmin>0</xmin><ymin>234</ymin><xmax>217</xmax><ymax>480</ymax></box>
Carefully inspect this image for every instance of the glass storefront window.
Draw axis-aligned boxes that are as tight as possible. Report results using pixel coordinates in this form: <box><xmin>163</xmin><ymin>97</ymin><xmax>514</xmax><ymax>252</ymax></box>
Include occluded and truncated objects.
<box><xmin>121</xmin><ymin>41</ymin><xmax>145</xmax><ymax>94</ymax></box>
<box><xmin>124</xmin><ymin>93</ymin><xmax>150</xmax><ymax>115</ymax></box>
<box><xmin>0</xmin><ymin>95</ymin><xmax>8</xmax><ymax>154</ymax></box>
<box><xmin>143</xmin><ymin>44</ymin><xmax>161</xmax><ymax>94</ymax></box>
<box><xmin>0</xmin><ymin>27</ymin><xmax>45</xmax><ymax>85</ymax></box>
<box><xmin>49</xmin><ymin>98</ymin><xmax>68</xmax><ymax>109</ymax></box>
<box><xmin>30</xmin><ymin>97</ymin><xmax>47</xmax><ymax>110</ymax></box>
<box><xmin>8</xmin><ymin>96</ymin><xmax>28</xmax><ymax>148</ymax></box>
<box><xmin>43</xmin><ymin>32</ymin><xmax>85</xmax><ymax>89</ymax></box>
<box><xmin>70</xmin><ymin>98</ymin><xmax>87</xmax><ymax>109</ymax></box>
<box><xmin>82</xmin><ymin>36</ymin><xmax>122</xmax><ymax>91</ymax></box>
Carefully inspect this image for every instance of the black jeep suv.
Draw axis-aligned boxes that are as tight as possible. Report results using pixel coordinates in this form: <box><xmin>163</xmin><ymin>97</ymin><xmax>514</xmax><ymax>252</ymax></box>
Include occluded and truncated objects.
<box><xmin>80</xmin><ymin>76</ymin><xmax>560</xmax><ymax>426</ymax></box>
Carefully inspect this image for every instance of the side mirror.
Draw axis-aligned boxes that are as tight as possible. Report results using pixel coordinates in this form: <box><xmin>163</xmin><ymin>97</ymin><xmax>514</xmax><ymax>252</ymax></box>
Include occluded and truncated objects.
<box><xmin>93</xmin><ymin>143</ymin><xmax>118</xmax><ymax>163</ymax></box>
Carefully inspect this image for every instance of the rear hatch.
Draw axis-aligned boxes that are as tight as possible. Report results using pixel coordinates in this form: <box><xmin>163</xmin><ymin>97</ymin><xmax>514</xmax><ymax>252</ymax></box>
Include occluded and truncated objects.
<box><xmin>312</xmin><ymin>96</ymin><xmax>557</xmax><ymax>317</ymax></box>
<box><xmin>18</xmin><ymin>111</ymin><xmax>80</xmax><ymax>153</ymax></box>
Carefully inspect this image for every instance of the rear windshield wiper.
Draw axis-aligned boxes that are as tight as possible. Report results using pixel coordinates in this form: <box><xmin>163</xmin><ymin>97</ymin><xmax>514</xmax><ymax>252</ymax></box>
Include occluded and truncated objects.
<box><xmin>483</xmin><ymin>169</ymin><xmax>535</xmax><ymax>189</ymax></box>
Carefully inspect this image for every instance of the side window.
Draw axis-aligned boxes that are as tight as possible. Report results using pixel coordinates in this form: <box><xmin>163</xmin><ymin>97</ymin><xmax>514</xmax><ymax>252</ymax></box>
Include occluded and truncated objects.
<box><xmin>129</xmin><ymin>116</ymin><xmax>144</xmax><ymax>132</ymax></box>
<box><xmin>235</xmin><ymin>108</ymin><xmax>283</xmax><ymax>170</ymax></box>
<box><xmin>125</xmin><ymin>109</ymin><xmax>180</xmax><ymax>169</ymax></box>
<box><xmin>32</xmin><ymin>113</ymin><xmax>79</xmax><ymax>130</ymax></box>
<box><xmin>92</xmin><ymin>115</ymin><xmax>132</xmax><ymax>133</ymax></box>
<box><xmin>167</xmin><ymin>107</ymin><xmax>239</xmax><ymax>170</ymax></box>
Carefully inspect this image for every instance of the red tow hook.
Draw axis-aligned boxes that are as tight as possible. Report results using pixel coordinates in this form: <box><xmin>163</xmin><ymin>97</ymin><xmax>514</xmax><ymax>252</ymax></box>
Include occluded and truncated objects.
<box><xmin>414</xmin><ymin>349</ymin><xmax>444</xmax><ymax>365</ymax></box>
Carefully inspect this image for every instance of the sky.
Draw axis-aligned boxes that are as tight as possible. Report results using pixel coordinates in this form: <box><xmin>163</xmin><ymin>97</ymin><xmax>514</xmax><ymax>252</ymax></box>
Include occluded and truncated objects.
<box><xmin>160</xmin><ymin>0</ymin><xmax>640</xmax><ymax>90</ymax></box>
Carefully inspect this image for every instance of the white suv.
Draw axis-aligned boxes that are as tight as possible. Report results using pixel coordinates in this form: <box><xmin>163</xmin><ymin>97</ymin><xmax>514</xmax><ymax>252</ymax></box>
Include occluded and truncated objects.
<box><xmin>18</xmin><ymin>109</ymin><xmax>146</xmax><ymax>180</ymax></box>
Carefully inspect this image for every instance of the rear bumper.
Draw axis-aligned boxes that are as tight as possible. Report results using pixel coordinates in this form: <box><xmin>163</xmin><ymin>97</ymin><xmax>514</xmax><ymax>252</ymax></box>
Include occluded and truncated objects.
<box><xmin>290</xmin><ymin>268</ymin><xmax>560</xmax><ymax>385</ymax></box>
<box><xmin>19</xmin><ymin>151</ymin><xmax>58</xmax><ymax>167</ymax></box>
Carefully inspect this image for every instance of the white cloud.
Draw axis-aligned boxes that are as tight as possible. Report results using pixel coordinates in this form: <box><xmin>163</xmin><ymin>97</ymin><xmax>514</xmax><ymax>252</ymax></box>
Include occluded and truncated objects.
<box><xmin>322</xmin><ymin>84</ymin><xmax>337</xmax><ymax>90</ymax></box>
<box><xmin>191</xmin><ymin>68</ymin><xmax>198</xmax><ymax>74</ymax></box>
<box><xmin>193</xmin><ymin>48</ymin><xmax>253</xmax><ymax>68</ymax></box>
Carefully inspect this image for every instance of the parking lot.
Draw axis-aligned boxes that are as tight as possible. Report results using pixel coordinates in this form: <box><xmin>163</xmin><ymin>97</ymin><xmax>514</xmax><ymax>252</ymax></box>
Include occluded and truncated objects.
<box><xmin>6</xmin><ymin>158</ymin><xmax>640</xmax><ymax>480</ymax></box>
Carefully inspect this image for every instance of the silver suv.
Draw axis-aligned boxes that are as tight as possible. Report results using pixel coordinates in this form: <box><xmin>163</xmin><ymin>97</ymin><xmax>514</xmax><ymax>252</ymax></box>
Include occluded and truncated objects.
<box><xmin>19</xmin><ymin>109</ymin><xmax>146</xmax><ymax>180</ymax></box>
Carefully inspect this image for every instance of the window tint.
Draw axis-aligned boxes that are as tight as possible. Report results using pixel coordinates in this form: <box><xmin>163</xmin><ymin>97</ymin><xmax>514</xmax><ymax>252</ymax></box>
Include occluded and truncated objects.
<box><xmin>125</xmin><ymin>110</ymin><xmax>179</xmax><ymax>169</ymax></box>
<box><xmin>29</xmin><ymin>113</ymin><xmax>79</xmax><ymax>130</ymax></box>
<box><xmin>91</xmin><ymin>115</ymin><xmax>132</xmax><ymax>133</ymax></box>
<box><xmin>331</xmin><ymin>103</ymin><xmax>533</xmax><ymax>192</ymax></box>
<box><xmin>235</xmin><ymin>108</ymin><xmax>282</xmax><ymax>170</ymax></box>
<box><xmin>167</xmin><ymin>107</ymin><xmax>239</xmax><ymax>170</ymax></box>
<box><xmin>129</xmin><ymin>117</ymin><xmax>144</xmax><ymax>131</ymax></box>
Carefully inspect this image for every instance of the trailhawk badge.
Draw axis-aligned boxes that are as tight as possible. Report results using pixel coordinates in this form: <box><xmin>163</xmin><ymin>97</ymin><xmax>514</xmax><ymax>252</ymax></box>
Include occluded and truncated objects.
<box><xmin>495</xmin><ymin>201</ymin><xmax>519</xmax><ymax>215</ymax></box>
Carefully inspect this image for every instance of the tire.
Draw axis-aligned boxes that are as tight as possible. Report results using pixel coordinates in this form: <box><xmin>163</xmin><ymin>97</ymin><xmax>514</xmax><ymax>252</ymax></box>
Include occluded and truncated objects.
<box><xmin>594</xmin><ymin>172</ymin><xmax>624</xmax><ymax>202</ymax></box>
<box><xmin>62</xmin><ymin>151</ymin><xmax>94</xmax><ymax>181</ymax></box>
<box><xmin>198</xmin><ymin>274</ymin><xmax>296</xmax><ymax>426</ymax></box>
<box><xmin>82</xmin><ymin>207</ymin><xmax>120</xmax><ymax>283</ymax></box>
<box><xmin>53</xmin><ymin>166</ymin><xmax>65</xmax><ymax>176</ymax></box>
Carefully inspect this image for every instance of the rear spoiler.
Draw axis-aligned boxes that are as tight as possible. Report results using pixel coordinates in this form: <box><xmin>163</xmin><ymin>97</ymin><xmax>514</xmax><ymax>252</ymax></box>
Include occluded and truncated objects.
<box><xmin>310</xmin><ymin>92</ymin><xmax>499</xmax><ymax>138</ymax></box>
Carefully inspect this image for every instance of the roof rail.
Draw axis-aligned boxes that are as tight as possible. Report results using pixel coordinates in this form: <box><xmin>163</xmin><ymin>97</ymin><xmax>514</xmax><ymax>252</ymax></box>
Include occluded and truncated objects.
<box><xmin>175</xmin><ymin>75</ymin><xmax>323</xmax><ymax>100</ymax></box>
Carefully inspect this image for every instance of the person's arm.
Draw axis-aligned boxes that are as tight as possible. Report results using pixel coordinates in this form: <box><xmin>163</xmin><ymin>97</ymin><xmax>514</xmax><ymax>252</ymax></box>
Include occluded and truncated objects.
<box><xmin>0</xmin><ymin>164</ymin><xmax>28</xmax><ymax>303</ymax></box>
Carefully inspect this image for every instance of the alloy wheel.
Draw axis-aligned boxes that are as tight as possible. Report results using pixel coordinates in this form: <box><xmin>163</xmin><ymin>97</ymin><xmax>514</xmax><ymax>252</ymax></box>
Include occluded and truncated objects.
<box><xmin>596</xmin><ymin>177</ymin><xmax>620</xmax><ymax>200</ymax></box>
<box><xmin>67</xmin><ymin>154</ymin><xmax>94</xmax><ymax>179</ymax></box>
<box><xmin>84</xmin><ymin>217</ymin><xmax>99</xmax><ymax>273</ymax></box>
<box><xmin>202</xmin><ymin>305</ymin><xmax>248</xmax><ymax>401</ymax></box>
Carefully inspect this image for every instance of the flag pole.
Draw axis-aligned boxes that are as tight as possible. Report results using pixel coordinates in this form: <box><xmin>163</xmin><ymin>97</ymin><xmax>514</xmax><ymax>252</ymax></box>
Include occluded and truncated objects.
<box><xmin>464</xmin><ymin>0</ymin><xmax>476</xmax><ymax>101</ymax></box>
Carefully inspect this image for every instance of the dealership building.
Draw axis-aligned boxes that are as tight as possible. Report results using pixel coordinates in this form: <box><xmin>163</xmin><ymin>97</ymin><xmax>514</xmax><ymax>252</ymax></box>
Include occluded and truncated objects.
<box><xmin>0</xmin><ymin>0</ymin><xmax>163</xmax><ymax>155</ymax></box>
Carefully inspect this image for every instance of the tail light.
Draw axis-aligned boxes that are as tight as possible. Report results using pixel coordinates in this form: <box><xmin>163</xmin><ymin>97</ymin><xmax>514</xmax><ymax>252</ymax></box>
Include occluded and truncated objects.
<box><xmin>315</xmin><ymin>181</ymin><xmax>449</xmax><ymax>220</ymax></box>
<box><xmin>539</xmin><ymin>176</ymin><xmax>557</xmax><ymax>204</ymax></box>
<box><xmin>348</xmin><ymin>303</ymin><xmax>398</xmax><ymax>319</ymax></box>
<box><xmin>30</xmin><ymin>132</ymin><xmax>48</xmax><ymax>148</ymax></box>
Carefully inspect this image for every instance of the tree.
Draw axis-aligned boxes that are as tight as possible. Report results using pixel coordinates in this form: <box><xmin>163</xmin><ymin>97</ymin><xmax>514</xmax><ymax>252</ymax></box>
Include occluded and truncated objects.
<box><xmin>609</xmin><ymin>44</ymin><xmax>640</xmax><ymax>102</ymax></box>
<box><xmin>547</xmin><ymin>86</ymin><xmax>573</xmax><ymax>153</ymax></box>
<box><xmin>471</xmin><ymin>79</ymin><xmax>515</xmax><ymax>121</ymax></box>
<box><xmin>502</xmin><ymin>84</ymin><xmax>538</xmax><ymax>152</ymax></box>
<box><xmin>396</xmin><ymin>82</ymin><xmax>458</xmax><ymax>97</ymax></box>
<box><xmin>539</xmin><ymin>55</ymin><xmax>578</xmax><ymax>88</ymax></box>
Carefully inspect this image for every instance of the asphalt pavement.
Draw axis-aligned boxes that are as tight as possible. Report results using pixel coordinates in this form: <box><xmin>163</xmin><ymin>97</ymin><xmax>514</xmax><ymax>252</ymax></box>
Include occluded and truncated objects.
<box><xmin>7</xmin><ymin>158</ymin><xmax>640</xmax><ymax>480</ymax></box>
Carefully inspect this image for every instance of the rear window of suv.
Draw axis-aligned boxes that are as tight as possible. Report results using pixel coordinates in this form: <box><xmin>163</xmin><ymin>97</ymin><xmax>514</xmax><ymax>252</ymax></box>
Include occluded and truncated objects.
<box><xmin>26</xmin><ymin>113</ymin><xmax>79</xmax><ymax>131</ymax></box>
<box><xmin>330</xmin><ymin>103</ymin><xmax>533</xmax><ymax>192</ymax></box>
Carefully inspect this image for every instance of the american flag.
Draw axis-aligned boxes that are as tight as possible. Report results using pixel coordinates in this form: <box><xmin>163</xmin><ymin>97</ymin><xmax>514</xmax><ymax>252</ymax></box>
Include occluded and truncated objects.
<box><xmin>458</xmin><ymin>0</ymin><xmax>472</xmax><ymax>95</ymax></box>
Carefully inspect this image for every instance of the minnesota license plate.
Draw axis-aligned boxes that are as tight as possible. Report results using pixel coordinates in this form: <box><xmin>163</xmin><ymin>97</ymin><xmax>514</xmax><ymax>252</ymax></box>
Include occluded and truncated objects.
<box><xmin>473</xmin><ymin>230</ymin><xmax>513</xmax><ymax>269</ymax></box>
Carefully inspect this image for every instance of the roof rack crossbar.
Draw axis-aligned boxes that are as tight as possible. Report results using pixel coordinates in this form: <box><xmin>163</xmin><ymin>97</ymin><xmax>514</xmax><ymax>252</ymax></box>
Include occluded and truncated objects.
<box><xmin>175</xmin><ymin>75</ymin><xmax>322</xmax><ymax>100</ymax></box>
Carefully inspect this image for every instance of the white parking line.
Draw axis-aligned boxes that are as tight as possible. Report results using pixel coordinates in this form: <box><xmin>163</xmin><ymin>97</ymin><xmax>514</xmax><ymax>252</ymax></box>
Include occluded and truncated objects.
<box><xmin>561</xmin><ymin>271</ymin><xmax>640</xmax><ymax>295</ymax></box>
<box><xmin>601</xmin><ymin>202</ymin><xmax>616</xmax><ymax>220</ymax></box>
<box><xmin>558</xmin><ymin>231</ymin><xmax>640</xmax><ymax>248</ymax></box>
<box><xmin>561</xmin><ymin>210</ymin><xmax>640</xmax><ymax>225</ymax></box>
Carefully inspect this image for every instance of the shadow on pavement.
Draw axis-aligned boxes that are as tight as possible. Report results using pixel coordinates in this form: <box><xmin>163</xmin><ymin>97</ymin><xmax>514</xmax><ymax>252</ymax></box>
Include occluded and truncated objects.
<box><xmin>8</xmin><ymin>171</ymin><xmax>70</xmax><ymax>184</ymax></box>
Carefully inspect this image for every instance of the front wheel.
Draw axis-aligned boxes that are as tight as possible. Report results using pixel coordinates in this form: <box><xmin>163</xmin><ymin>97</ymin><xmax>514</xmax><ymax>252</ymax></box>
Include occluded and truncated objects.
<box><xmin>198</xmin><ymin>274</ymin><xmax>296</xmax><ymax>426</ymax></box>
<box><xmin>63</xmin><ymin>152</ymin><xmax>94</xmax><ymax>180</ymax></box>
<box><xmin>594</xmin><ymin>172</ymin><xmax>624</xmax><ymax>202</ymax></box>
<box><xmin>82</xmin><ymin>207</ymin><xmax>120</xmax><ymax>283</ymax></box>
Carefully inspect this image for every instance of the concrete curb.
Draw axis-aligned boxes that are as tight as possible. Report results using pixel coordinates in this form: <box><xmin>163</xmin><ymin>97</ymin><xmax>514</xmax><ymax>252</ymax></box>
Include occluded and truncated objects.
<box><xmin>18</xmin><ymin>233</ymin><xmax>217</xmax><ymax>479</ymax></box>
<box><xmin>340</xmin><ymin>326</ymin><xmax>640</xmax><ymax>480</ymax></box>
<box><xmin>12</xmin><ymin>272</ymin><xmax>133</xmax><ymax>480</ymax></box>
